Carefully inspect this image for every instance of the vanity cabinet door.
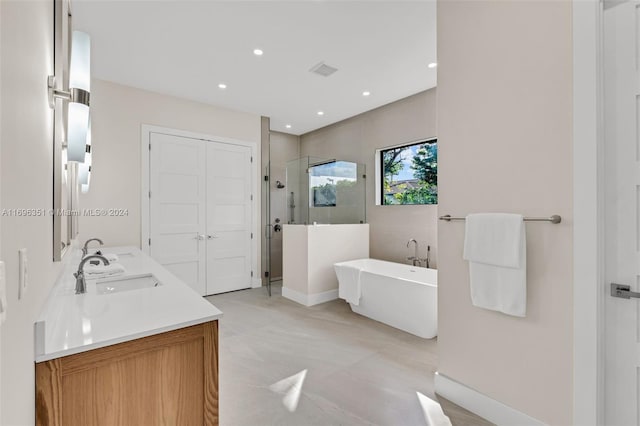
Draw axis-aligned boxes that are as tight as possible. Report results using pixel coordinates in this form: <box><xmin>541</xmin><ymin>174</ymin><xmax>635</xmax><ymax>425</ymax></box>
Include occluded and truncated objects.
<box><xmin>36</xmin><ymin>321</ymin><xmax>218</xmax><ymax>426</ymax></box>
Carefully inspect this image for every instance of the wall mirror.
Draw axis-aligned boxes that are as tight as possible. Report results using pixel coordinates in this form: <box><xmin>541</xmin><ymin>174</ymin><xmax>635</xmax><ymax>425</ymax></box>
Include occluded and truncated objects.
<box><xmin>52</xmin><ymin>0</ymin><xmax>77</xmax><ymax>261</ymax></box>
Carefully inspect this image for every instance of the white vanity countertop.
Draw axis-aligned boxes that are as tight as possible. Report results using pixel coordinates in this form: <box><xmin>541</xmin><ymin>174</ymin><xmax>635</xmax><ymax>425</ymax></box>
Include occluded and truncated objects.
<box><xmin>35</xmin><ymin>246</ymin><xmax>223</xmax><ymax>362</ymax></box>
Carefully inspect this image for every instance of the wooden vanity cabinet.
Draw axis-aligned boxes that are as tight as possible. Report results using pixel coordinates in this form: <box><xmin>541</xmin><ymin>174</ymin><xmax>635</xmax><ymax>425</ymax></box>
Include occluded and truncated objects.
<box><xmin>36</xmin><ymin>321</ymin><xmax>218</xmax><ymax>426</ymax></box>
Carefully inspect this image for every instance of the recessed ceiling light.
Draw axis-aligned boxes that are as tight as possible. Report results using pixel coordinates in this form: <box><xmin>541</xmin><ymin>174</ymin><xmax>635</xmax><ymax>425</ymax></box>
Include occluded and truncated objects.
<box><xmin>317</xmin><ymin>111</ymin><xmax>324</xmax><ymax>116</ymax></box>
<box><xmin>218</xmin><ymin>83</ymin><xmax>227</xmax><ymax>89</ymax></box>
<box><xmin>428</xmin><ymin>62</ymin><xmax>438</xmax><ymax>69</ymax></box>
<box><xmin>253</xmin><ymin>48</ymin><xmax>263</xmax><ymax>56</ymax></box>
<box><xmin>285</xmin><ymin>124</ymin><xmax>292</xmax><ymax>129</ymax></box>
<box><xmin>362</xmin><ymin>91</ymin><xmax>371</xmax><ymax>96</ymax></box>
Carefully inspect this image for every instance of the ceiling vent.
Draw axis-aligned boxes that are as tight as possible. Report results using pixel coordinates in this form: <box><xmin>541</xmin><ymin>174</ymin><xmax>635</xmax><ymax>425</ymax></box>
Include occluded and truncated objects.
<box><xmin>309</xmin><ymin>62</ymin><xmax>338</xmax><ymax>77</ymax></box>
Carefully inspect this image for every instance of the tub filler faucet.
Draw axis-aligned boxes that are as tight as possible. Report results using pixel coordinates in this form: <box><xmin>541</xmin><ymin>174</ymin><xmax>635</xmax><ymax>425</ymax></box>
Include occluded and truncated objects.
<box><xmin>407</xmin><ymin>239</ymin><xmax>419</xmax><ymax>266</ymax></box>
<box><xmin>425</xmin><ymin>245</ymin><xmax>431</xmax><ymax>269</ymax></box>
<box><xmin>407</xmin><ymin>240</ymin><xmax>431</xmax><ymax>268</ymax></box>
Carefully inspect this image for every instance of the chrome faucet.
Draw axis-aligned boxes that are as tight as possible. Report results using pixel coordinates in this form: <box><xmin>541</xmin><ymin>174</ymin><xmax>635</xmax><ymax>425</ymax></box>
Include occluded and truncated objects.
<box><xmin>74</xmin><ymin>255</ymin><xmax>109</xmax><ymax>294</ymax></box>
<box><xmin>426</xmin><ymin>245</ymin><xmax>431</xmax><ymax>269</ymax></box>
<box><xmin>82</xmin><ymin>238</ymin><xmax>103</xmax><ymax>257</ymax></box>
<box><xmin>407</xmin><ymin>239</ymin><xmax>419</xmax><ymax>266</ymax></box>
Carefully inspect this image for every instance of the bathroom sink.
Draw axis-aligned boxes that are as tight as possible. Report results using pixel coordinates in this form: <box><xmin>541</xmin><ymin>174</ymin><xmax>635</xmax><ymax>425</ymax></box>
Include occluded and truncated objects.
<box><xmin>96</xmin><ymin>274</ymin><xmax>162</xmax><ymax>295</ymax></box>
<box><xmin>114</xmin><ymin>253</ymin><xmax>135</xmax><ymax>258</ymax></box>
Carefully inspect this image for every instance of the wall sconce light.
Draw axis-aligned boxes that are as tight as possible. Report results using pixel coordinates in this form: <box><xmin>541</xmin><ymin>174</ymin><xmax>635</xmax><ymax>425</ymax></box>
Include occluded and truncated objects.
<box><xmin>77</xmin><ymin>151</ymin><xmax>90</xmax><ymax>185</ymax></box>
<box><xmin>81</xmin><ymin>172</ymin><xmax>91</xmax><ymax>194</ymax></box>
<box><xmin>62</xmin><ymin>144</ymin><xmax>68</xmax><ymax>184</ymax></box>
<box><xmin>78</xmin><ymin>120</ymin><xmax>92</xmax><ymax>189</ymax></box>
<box><xmin>48</xmin><ymin>30</ymin><xmax>91</xmax><ymax>163</ymax></box>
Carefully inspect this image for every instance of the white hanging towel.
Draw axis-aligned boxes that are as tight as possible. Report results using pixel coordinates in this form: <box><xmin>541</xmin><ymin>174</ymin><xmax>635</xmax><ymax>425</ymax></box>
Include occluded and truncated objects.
<box><xmin>463</xmin><ymin>213</ymin><xmax>526</xmax><ymax>317</ymax></box>
<box><xmin>335</xmin><ymin>262</ymin><xmax>362</xmax><ymax>306</ymax></box>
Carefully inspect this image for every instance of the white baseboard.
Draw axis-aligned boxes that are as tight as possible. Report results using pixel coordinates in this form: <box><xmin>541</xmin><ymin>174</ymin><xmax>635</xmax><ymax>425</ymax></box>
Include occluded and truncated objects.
<box><xmin>434</xmin><ymin>372</ymin><xmax>545</xmax><ymax>426</ymax></box>
<box><xmin>308</xmin><ymin>289</ymin><xmax>338</xmax><ymax>305</ymax></box>
<box><xmin>282</xmin><ymin>287</ymin><xmax>338</xmax><ymax>307</ymax></box>
<box><xmin>282</xmin><ymin>287</ymin><xmax>307</xmax><ymax>305</ymax></box>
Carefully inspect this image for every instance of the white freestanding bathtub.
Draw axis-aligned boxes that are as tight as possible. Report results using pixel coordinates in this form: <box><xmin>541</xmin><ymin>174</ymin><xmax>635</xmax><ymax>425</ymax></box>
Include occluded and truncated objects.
<box><xmin>334</xmin><ymin>259</ymin><xmax>437</xmax><ymax>338</ymax></box>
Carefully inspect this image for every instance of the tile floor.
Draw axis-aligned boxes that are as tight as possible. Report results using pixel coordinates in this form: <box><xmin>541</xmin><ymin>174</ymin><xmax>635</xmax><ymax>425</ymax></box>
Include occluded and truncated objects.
<box><xmin>206</xmin><ymin>283</ymin><xmax>493</xmax><ymax>426</ymax></box>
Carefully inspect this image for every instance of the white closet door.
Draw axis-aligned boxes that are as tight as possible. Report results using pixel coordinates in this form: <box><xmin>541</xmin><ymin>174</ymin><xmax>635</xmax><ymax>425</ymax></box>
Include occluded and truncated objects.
<box><xmin>604</xmin><ymin>1</ymin><xmax>640</xmax><ymax>424</ymax></box>
<box><xmin>206</xmin><ymin>141</ymin><xmax>252</xmax><ymax>294</ymax></box>
<box><xmin>149</xmin><ymin>133</ymin><xmax>207</xmax><ymax>296</ymax></box>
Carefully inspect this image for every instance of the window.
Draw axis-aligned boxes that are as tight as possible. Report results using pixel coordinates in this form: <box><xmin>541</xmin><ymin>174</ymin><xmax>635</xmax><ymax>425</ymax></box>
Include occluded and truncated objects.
<box><xmin>309</xmin><ymin>160</ymin><xmax>358</xmax><ymax>207</ymax></box>
<box><xmin>379</xmin><ymin>139</ymin><xmax>437</xmax><ymax>205</ymax></box>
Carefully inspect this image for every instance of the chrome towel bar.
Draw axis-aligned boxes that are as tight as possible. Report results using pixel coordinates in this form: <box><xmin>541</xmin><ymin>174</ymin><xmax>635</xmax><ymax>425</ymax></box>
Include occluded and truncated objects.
<box><xmin>439</xmin><ymin>214</ymin><xmax>562</xmax><ymax>224</ymax></box>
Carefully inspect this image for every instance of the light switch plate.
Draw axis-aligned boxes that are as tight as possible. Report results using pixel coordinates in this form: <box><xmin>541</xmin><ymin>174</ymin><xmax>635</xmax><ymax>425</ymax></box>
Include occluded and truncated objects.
<box><xmin>18</xmin><ymin>248</ymin><xmax>27</xmax><ymax>299</ymax></box>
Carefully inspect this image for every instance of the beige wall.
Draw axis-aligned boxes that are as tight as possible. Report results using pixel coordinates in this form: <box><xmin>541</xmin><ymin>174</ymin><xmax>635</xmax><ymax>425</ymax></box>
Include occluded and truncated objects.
<box><xmin>300</xmin><ymin>90</ymin><xmax>438</xmax><ymax>267</ymax></box>
<box><xmin>79</xmin><ymin>79</ymin><xmax>262</xmax><ymax>251</ymax></box>
<box><xmin>437</xmin><ymin>1</ymin><xmax>573</xmax><ymax>424</ymax></box>
<box><xmin>0</xmin><ymin>1</ymin><xmax>63</xmax><ymax>424</ymax></box>
<box><xmin>268</xmin><ymin>131</ymin><xmax>300</xmax><ymax>279</ymax></box>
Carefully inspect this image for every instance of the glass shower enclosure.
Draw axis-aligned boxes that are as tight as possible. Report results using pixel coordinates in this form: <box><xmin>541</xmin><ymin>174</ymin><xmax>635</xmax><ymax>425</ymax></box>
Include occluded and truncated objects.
<box><xmin>285</xmin><ymin>157</ymin><xmax>366</xmax><ymax>225</ymax></box>
<box><xmin>263</xmin><ymin>155</ymin><xmax>366</xmax><ymax>297</ymax></box>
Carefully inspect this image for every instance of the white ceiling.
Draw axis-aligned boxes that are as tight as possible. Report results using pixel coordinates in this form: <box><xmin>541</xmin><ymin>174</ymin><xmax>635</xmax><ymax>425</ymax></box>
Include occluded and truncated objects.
<box><xmin>72</xmin><ymin>1</ymin><xmax>437</xmax><ymax>135</ymax></box>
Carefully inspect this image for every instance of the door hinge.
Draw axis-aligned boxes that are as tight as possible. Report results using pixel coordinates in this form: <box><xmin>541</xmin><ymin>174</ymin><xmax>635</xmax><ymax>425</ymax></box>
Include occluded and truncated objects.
<box><xmin>250</xmin><ymin>194</ymin><xmax>253</xmax><ymax>201</ymax></box>
<box><xmin>149</xmin><ymin>143</ymin><xmax>151</xmax><ymax>151</ymax></box>
<box><xmin>251</xmin><ymin>156</ymin><xmax>253</xmax><ymax>163</ymax></box>
<box><xmin>251</xmin><ymin>232</ymin><xmax>253</xmax><ymax>239</ymax></box>
<box><xmin>149</xmin><ymin>190</ymin><xmax>151</xmax><ymax>198</ymax></box>
<box><xmin>265</xmin><ymin>271</ymin><xmax>269</xmax><ymax>278</ymax></box>
<box><xmin>251</xmin><ymin>271</ymin><xmax>254</xmax><ymax>277</ymax></box>
<box><xmin>148</xmin><ymin>238</ymin><xmax>151</xmax><ymax>246</ymax></box>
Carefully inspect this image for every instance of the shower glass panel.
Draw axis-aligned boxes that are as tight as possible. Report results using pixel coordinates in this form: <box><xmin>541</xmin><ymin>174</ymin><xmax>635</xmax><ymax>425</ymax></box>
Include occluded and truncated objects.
<box><xmin>286</xmin><ymin>157</ymin><xmax>366</xmax><ymax>225</ymax></box>
<box><xmin>268</xmin><ymin>160</ymin><xmax>288</xmax><ymax>281</ymax></box>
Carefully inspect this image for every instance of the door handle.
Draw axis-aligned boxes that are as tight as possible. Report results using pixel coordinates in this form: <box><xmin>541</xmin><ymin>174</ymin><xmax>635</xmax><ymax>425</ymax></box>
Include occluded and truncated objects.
<box><xmin>207</xmin><ymin>235</ymin><xmax>218</xmax><ymax>240</ymax></box>
<box><xmin>611</xmin><ymin>283</ymin><xmax>640</xmax><ymax>299</ymax></box>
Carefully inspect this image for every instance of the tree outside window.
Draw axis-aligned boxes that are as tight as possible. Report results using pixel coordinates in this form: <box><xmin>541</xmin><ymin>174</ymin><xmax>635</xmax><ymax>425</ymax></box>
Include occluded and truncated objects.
<box><xmin>381</xmin><ymin>139</ymin><xmax>437</xmax><ymax>205</ymax></box>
